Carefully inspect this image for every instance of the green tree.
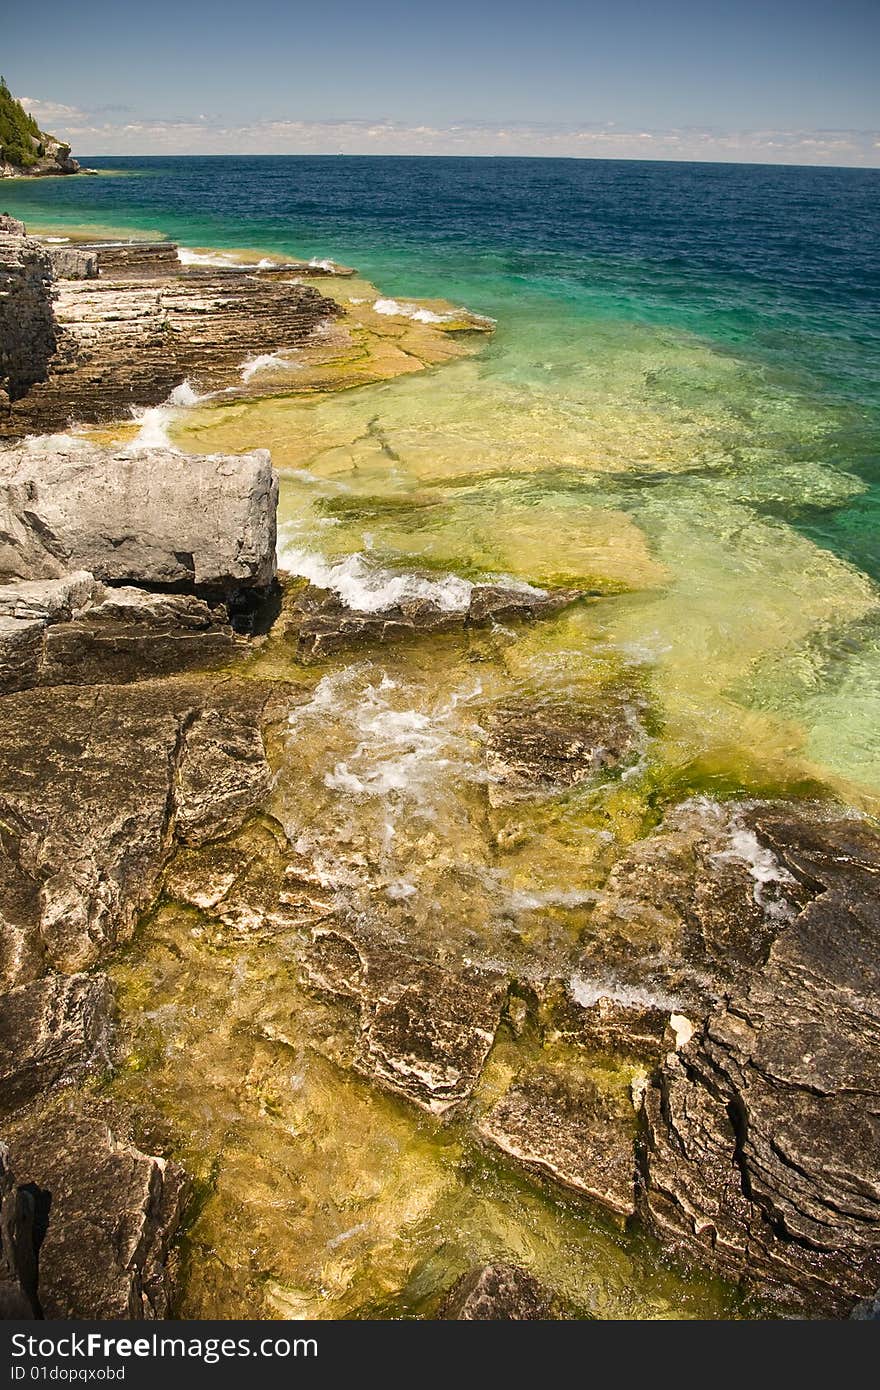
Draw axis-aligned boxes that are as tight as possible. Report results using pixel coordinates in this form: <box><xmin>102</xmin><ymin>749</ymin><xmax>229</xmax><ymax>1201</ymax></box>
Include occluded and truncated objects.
<box><xmin>0</xmin><ymin>78</ymin><xmax>45</xmax><ymax>169</ymax></box>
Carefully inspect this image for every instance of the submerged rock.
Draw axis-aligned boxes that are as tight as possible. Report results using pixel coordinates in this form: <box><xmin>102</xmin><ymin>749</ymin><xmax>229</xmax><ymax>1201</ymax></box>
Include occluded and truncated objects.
<box><xmin>439</xmin><ymin>1263</ymin><xmax>556</xmax><ymax>1320</ymax></box>
<box><xmin>301</xmin><ymin>927</ymin><xmax>509</xmax><ymax>1114</ymax></box>
<box><xmin>3</xmin><ymin>1108</ymin><xmax>186</xmax><ymax>1319</ymax></box>
<box><xmin>484</xmin><ymin>691</ymin><xmax>647</xmax><ymax>803</ymax></box>
<box><xmin>290</xmin><ymin>581</ymin><xmax>586</xmax><ymax>661</ymax></box>
<box><xmin>0</xmin><ymin>439</ymin><xmax>278</xmax><ymax>593</ymax></box>
<box><xmin>478</xmin><ymin>1069</ymin><xmax>637</xmax><ymax>1219</ymax></box>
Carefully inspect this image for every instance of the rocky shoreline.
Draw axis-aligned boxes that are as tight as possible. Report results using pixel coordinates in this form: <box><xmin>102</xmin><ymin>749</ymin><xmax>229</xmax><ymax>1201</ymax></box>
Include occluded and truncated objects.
<box><xmin>0</xmin><ymin>212</ymin><xmax>878</xmax><ymax>1321</ymax></box>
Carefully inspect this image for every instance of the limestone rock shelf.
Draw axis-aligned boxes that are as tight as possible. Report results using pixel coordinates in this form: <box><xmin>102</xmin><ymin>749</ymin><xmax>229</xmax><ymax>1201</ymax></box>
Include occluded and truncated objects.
<box><xmin>0</xmin><ymin>226</ymin><xmax>343</xmax><ymax>439</ymax></box>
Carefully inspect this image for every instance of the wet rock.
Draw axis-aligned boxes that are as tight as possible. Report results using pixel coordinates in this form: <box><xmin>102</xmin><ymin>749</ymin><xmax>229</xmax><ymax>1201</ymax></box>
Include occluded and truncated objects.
<box><xmin>640</xmin><ymin>806</ymin><xmax>880</xmax><ymax>1315</ymax></box>
<box><xmin>0</xmin><ymin>1145</ymin><xmax>41</xmax><ymax>1317</ymax></box>
<box><xmin>173</xmin><ymin>706</ymin><xmax>273</xmax><ymax>846</ymax></box>
<box><xmin>3</xmin><ymin>1109</ymin><xmax>186</xmax><ymax>1318</ymax></box>
<box><xmin>302</xmin><ymin>928</ymin><xmax>508</xmax><ymax>1114</ymax></box>
<box><xmin>0</xmin><ymin>677</ymin><xmax>278</xmax><ymax>988</ymax></box>
<box><xmin>0</xmin><ymin>973</ymin><xmax>112</xmax><ymax>1112</ymax></box>
<box><xmin>0</xmin><ymin>439</ymin><xmax>278</xmax><ymax>592</ymax></box>
<box><xmin>575</xmin><ymin>797</ymin><xmax>809</xmax><ymax>1016</ymax></box>
<box><xmin>291</xmin><ymin>581</ymin><xmax>586</xmax><ymax>661</ymax></box>
<box><xmin>439</xmin><ymin>1263</ymin><xmax>555</xmax><ymax>1320</ymax></box>
<box><xmin>467</xmin><ymin>584</ymin><xmax>586</xmax><ymax>625</ymax></box>
<box><xmin>534</xmin><ymin>978</ymin><xmax>669</xmax><ymax>1065</ymax></box>
<box><xmin>163</xmin><ymin>818</ymin><xmax>333</xmax><ymax>940</ymax></box>
<box><xmin>485</xmin><ymin>691</ymin><xmax>647</xmax><ymax>803</ymax></box>
<box><xmin>479</xmin><ymin>1069</ymin><xmax>637</xmax><ymax>1218</ymax></box>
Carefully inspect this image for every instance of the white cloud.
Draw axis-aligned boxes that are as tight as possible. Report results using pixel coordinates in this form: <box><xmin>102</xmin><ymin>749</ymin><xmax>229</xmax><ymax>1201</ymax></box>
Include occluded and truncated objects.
<box><xmin>15</xmin><ymin>96</ymin><xmax>880</xmax><ymax>166</ymax></box>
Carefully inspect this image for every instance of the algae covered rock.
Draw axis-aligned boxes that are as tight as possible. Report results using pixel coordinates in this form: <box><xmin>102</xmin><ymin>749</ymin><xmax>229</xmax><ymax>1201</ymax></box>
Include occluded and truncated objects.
<box><xmin>440</xmin><ymin>1263</ymin><xmax>556</xmax><ymax>1320</ymax></box>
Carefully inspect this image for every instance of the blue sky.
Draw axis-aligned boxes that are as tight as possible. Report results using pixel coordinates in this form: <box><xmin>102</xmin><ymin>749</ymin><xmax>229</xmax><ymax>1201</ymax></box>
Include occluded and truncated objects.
<box><xmin>5</xmin><ymin>0</ymin><xmax>880</xmax><ymax>164</ymax></box>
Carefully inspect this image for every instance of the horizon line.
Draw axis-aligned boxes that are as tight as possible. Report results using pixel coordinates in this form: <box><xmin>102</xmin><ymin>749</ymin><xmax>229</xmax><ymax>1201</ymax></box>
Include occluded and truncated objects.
<box><xmin>69</xmin><ymin>151</ymin><xmax>880</xmax><ymax>172</ymax></box>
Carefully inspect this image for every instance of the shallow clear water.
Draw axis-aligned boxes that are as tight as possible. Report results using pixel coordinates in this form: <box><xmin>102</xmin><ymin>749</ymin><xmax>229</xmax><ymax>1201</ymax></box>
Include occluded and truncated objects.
<box><xmin>7</xmin><ymin>156</ymin><xmax>880</xmax><ymax>1316</ymax></box>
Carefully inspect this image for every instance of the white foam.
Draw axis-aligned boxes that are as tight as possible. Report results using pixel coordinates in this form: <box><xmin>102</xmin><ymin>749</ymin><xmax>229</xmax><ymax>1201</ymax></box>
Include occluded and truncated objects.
<box><xmin>716</xmin><ymin>824</ymin><xmax>797</xmax><ymax>920</ymax></box>
<box><xmin>507</xmin><ymin>888</ymin><xmax>598</xmax><ymax>912</ymax></box>
<box><xmin>44</xmin><ymin>236</ymin><xmax>70</xmax><ymax>243</ymax></box>
<box><xmin>277</xmin><ymin>543</ymin><xmax>474</xmax><ymax>615</ymax></box>
<box><xmin>178</xmin><ymin>247</ymin><xmax>279</xmax><ymax>270</ymax></box>
<box><xmin>386</xmin><ymin>881</ymin><xmax>417</xmax><ymax>900</ymax></box>
<box><xmin>372</xmin><ymin>297</ymin><xmax>452</xmax><ymax>324</ymax></box>
<box><xmin>308</xmin><ymin>257</ymin><xmax>336</xmax><ymax>272</ymax></box>
<box><xmin>128</xmin><ymin>379</ymin><xmax>207</xmax><ymax>450</ymax></box>
<box><xmin>289</xmin><ymin>668</ymin><xmax>481</xmax><ymax>807</ymax></box>
<box><xmin>569</xmin><ymin>973</ymin><xmax>682</xmax><ymax>1014</ymax></box>
<box><xmin>240</xmin><ymin>352</ymin><xmax>302</xmax><ymax>383</ymax></box>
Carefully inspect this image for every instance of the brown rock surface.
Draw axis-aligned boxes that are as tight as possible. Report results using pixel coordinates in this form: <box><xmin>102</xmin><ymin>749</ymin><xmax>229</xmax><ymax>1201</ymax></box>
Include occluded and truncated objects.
<box><xmin>0</xmin><ymin>677</ymin><xmax>278</xmax><ymax>989</ymax></box>
<box><xmin>3</xmin><ymin>1109</ymin><xmax>186</xmax><ymax>1319</ymax></box>
<box><xmin>301</xmin><ymin>927</ymin><xmax>509</xmax><ymax>1114</ymax></box>
<box><xmin>639</xmin><ymin>806</ymin><xmax>880</xmax><ymax>1314</ymax></box>
<box><xmin>479</xmin><ymin>1069</ymin><xmax>637</xmax><ymax>1218</ymax></box>
<box><xmin>0</xmin><ymin>973</ymin><xmax>112</xmax><ymax>1111</ymax></box>
<box><xmin>289</xmin><ymin>580</ymin><xmax>587</xmax><ymax>661</ymax></box>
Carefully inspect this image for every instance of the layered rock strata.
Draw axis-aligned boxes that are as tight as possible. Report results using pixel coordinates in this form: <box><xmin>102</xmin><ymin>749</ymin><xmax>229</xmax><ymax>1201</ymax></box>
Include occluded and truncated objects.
<box><xmin>0</xmin><ymin>227</ymin><xmax>342</xmax><ymax>439</ymax></box>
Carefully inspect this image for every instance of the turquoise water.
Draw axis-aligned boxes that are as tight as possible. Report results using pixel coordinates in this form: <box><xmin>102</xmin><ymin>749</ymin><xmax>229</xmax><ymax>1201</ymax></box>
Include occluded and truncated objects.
<box><xmin>7</xmin><ymin>155</ymin><xmax>880</xmax><ymax>799</ymax></box>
